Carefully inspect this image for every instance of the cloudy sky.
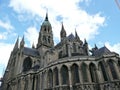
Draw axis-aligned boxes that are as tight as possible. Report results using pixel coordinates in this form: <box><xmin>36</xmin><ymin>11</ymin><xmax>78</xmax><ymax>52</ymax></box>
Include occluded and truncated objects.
<box><xmin>0</xmin><ymin>0</ymin><xmax>120</xmax><ymax>77</ymax></box>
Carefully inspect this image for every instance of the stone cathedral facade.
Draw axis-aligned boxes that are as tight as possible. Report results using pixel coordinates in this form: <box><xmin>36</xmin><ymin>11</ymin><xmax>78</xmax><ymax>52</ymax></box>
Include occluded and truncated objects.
<box><xmin>1</xmin><ymin>13</ymin><xmax>120</xmax><ymax>90</ymax></box>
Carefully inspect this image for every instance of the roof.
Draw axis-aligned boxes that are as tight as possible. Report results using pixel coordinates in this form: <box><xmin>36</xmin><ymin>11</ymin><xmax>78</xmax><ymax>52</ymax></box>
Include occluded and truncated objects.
<box><xmin>93</xmin><ymin>46</ymin><xmax>112</xmax><ymax>56</ymax></box>
<box><xmin>55</xmin><ymin>33</ymin><xmax>75</xmax><ymax>48</ymax></box>
<box><xmin>23</xmin><ymin>47</ymin><xmax>40</xmax><ymax>57</ymax></box>
<box><xmin>67</xmin><ymin>33</ymin><xmax>75</xmax><ymax>41</ymax></box>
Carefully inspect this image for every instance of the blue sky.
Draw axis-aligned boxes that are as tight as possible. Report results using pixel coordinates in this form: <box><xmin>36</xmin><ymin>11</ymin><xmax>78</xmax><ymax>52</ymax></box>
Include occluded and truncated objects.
<box><xmin>0</xmin><ymin>0</ymin><xmax>120</xmax><ymax>77</ymax></box>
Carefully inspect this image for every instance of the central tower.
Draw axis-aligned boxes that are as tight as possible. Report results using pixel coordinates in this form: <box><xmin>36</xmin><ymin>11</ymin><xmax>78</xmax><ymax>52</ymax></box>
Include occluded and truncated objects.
<box><xmin>37</xmin><ymin>13</ymin><xmax>54</xmax><ymax>48</ymax></box>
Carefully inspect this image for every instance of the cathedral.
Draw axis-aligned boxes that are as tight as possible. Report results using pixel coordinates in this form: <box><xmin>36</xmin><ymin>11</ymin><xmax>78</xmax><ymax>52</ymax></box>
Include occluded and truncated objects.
<box><xmin>1</xmin><ymin>13</ymin><xmax>120</xmax><ymax>90</ymax></box>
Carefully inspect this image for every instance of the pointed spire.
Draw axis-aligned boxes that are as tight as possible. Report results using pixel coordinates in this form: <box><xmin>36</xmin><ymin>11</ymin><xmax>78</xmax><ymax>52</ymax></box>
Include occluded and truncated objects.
<box><xmin>20</xmin><ymin>36</ymin><xmax>25</xmax><ymax>48</ymax></box>
<box><xmin>13</xmin><ymin>36</ymin><xmax>19</xmax><ymax>50</ymax></box>
<box><xmin>45</xmin><ymin>11</ymin><xmax>48</xmax><ymax>21</ymax></box>
<box><xmin>75</xmin><ymin>29</ymin><xmax>81</xmax><ymax>42</ymax></box>
<box><xmin>75</xmin><ymin>29</ymin><xmax>79</xmax><ymax>39</ymax></box>
<box><xmin>94</xmin><ymin>44</ymin><xmax>98</xmax><ymax>50</ymax></box>
<box><xmin>84</xmin><ymin>38</ymin><xmax>88</xmax><ymax>44</ymax></box>
<box><xmin>61</xmin><ymin>22</ymin><xmax>65</xmax><ymax>30</ymax></box>
<box><xmin>60</xmin><ymin>22</ymin><xmax>66</xmax><ymax>41</ymax></box>
<box><xmin>32</xmin><ymin>43</ymin><xmax>35</xmax><ymax>48</ymax></box>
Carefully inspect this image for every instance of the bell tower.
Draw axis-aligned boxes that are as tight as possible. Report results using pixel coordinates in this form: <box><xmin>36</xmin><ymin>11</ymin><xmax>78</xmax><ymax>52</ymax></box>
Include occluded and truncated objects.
<box><xmin>37</xmin><ymin>13</ymin><xmax>54</xmax><ymax>48</ymax></box>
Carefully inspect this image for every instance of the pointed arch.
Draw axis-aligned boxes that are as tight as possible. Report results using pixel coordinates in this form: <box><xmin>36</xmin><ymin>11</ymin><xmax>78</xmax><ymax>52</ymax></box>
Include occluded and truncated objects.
<box><xmin>89</xmin><ymin>63</ymin><xmax>98</xmax><ymax>82</ymax></box>
<box><xmin>53</xmin><ymin>67</ymin><xmax>59</xmax><ymax>86</ymax></box>
<box><xmin>47</xmin><ymin>69</ymin><xmax>53</xmax><ymax>88</ymax></box>
<box><xmin>60</xmin><ymin>65</ymin><xmax>69</xmax><ymax>85</ymax></box>
<box><xmin>108</xmin><ymin>59</ymin><xmax>118</xmax><ymax>79</ymax></box>
<box><xmin>71</xmin><ymin>63</ymin><xmax>80</xmax><ymax>84</ymax></box>
<box><xmin>98</xmin><ymin>61</ymin><xmax>108</xmax><ymax>81</ymax></box>
<box><xmin>23</xmin><ymin>57</ymin><xmax>32</xmax><ymax>72</ymax></box>
<box><xmin>81</xmin><ymin>63</ymin><xmax>88</xmax><ymax>82</ymax></box>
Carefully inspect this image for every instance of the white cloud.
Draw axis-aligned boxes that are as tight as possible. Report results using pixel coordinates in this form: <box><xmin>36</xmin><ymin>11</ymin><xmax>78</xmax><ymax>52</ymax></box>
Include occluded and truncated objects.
<box><xmin>9</xmin><ymin>0</ymin><xmax>105</xmax><ymax>42</ymax></box>
<box><xmin>24</xmin><ymin>26</ymin><xmax>39</xmax><ymax>47</ymax></box>
<box><xmin>0</xmin><ymin>32</ymin><xmax>7</xmax><ymax>40</ymax></box>
<box><xmin>0</xmin><ymin>43</ymin><xmax>14</xmax><ymax>67</ymax></box>
<box><xmin>0</xmin><ymin>42</ymin><xmax>14</xmax><ymax>78</ymax></box>
<box><xmin>105</xmin><ymin>42</ymin><xmax>120</xmax><ymax>54</ymax></box>
<box><xmin>0</xmin><ymin>19</ymin><xmax>15</xmax><ymax>40</ymax></box>
<box><xmin>0</xmin><ymin>20</ymin><xmax>14</xmax><ymax>31</ymax></box>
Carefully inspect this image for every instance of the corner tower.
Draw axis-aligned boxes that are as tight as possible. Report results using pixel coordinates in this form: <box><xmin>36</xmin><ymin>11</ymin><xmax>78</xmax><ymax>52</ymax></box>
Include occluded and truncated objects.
<box><xmin>37</xmin><ymin>13</ymin><xmax>54</xmax><ymax>48</ymax></box>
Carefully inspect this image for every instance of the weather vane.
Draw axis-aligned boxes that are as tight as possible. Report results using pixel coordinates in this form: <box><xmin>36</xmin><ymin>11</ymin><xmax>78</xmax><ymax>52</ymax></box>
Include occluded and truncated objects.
<box><xmin>115</xmin><ymin>0</ymin><xmax>120</xmax><ymax>10</ymax></box>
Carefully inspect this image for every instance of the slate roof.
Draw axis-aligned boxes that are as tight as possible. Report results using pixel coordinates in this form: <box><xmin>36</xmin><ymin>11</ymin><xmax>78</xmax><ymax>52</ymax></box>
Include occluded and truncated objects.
<box><xmin>93</xmin><ymin>46</ymin><xmax>112</xmax><ymax>56</ymax></box>
<box><xmin>23</xmin><ymin>47</ymin><xmax>40</xmax><ymax>57</ymax></box>
<box><xmin>67</xmin><ymin>33</ymin><xmax>75</xmax><ymax>41</ymax></box>
<box><xmin>55</xmin><ymin>33</ymin><xmax>75</xmax><ymax>48</ymax></box>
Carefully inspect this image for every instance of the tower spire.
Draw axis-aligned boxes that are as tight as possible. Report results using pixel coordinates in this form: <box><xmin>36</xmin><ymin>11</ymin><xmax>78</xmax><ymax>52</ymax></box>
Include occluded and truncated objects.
<box><xmin>45</xmin><ymin>11</ymin><xmax>48</xmax><ymax>21</ymax></box>
<box><xmin>13</xmin><ymin>36</ymin><xmax>19</xmax><ymax>50</ymax></box>
<box><xmin>60</xmin><ymin>22</ymin><xmax>66</xmax><ymax>41</ymax></box>
<box><xmin>37</xmin><ymin>12</ymin><xmax>54</xmax><ymax>48</ymax></box>
<box><xmin>75</xmin><ymin>29</ymin><xmax>80</xmax><ymax>42</ymax></box>
<box><xmin>20</xmin><ymin>35</ymin><xmax>25</xmax><ymax>48</ymax></box>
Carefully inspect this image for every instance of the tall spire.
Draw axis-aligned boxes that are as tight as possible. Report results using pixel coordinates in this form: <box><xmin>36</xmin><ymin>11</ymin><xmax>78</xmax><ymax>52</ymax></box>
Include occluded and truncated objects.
<box><xmin>45</xmin><ymin>11</ymin><xmax>48</xmax><ymax>21</ymax></box>
<box><xmin>61</xmin><ymin>22</ymin><xmax>65</xmax><ymax>30</ymax></box>
<box><xmin>60</xmin><ymin>22</ymin><xmax>66</xmax><ymax>41</ymax></box>
<box><xmin>13</xmin><ymin>36</ymin><xmax>19</xmax><ymax>50</ymax></box>
<box><xmin>20</xmin><ymin>35</ymin><xmax>25</xmax><ymax>48</ymax></box>
<box><xmin>84</xmin><ymin>38</ymin><xmax>88</xmax><ymax>44</ymax></box>
<box><xmin>75</xmin><ymin>29</ymin><xmax>81</xmax><ymax>42</ymax></box>
<box><xmin>75</xmin><ymin>29</ymin><xmax>79</xmax><ymax>39</ymax></box>
<box><xmin>32</xmin><ymin>42</ymin><xmax>35</xmax><ymax>48</ymax></box>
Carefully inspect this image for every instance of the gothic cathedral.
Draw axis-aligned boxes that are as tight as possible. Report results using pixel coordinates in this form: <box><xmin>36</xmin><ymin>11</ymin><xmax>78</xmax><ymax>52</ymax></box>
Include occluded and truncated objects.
<box><xmin>1</xmin><ymin>13</ymin><xmax>120</xmax><ymax>90</ymax></box>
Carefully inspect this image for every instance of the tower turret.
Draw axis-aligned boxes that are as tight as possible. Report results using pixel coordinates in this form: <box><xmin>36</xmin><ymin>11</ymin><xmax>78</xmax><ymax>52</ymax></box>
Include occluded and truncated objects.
<box><xmin>60</xmin><ymin>22</ymin><xmax>66</xmax><ymax>41</ymax></box>
<box><xmin>37</xmin><ymin>13</ymin><xmax>54</xmax><ymax>48</ymax></box>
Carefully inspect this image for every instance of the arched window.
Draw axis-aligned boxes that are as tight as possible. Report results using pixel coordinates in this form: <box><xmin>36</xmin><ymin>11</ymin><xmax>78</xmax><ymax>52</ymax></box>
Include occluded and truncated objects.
<box><xmin>81</xmin><ymin>63</ymin><xmax>88</xmax><ymax>82</ymax></box>
<box><xmin>71</xmin><ymin>64</ymin><xmax>80</xmax><ymax>84</ymax></box>
<box><xmin>23</xmin><ymin>57</ymin><xmax>32</xmax><ymax>72</ymax></box>
<box><xmin>48</xmin><ymin>36</ymin><xmax>50</xmax><ymax>43</ymax></box>
<box><xmin>61</xmin><ymin>65</ymin><xmax>69</xmax><ymax>85</ymax></box>
<box><xmin>98</xmin><ymin>62</ymin><xmax>108</xmax><ymax>81</ymax></box>
<box><xmin>89</xmin><ymin>63</ymin><xmax>98</xmax><ymax>82</ymax></box>
<box><xmin>108</xmin><ymin>60</ymin><xmax>118</xmax><ymax>79</ymax></box>
<box><xmin>53</xmin><ymin>67</ymin><xmax>59</xmax><ymax>86</ymax></box>
<box><xmin>48</xmin><ymin>69</ymin><xmax>53</xmax><ymax>88</ymax></box>
<box><xmin>44</xmin><ymin>27</ymin><xmax>46</xmax><ymax>32</ymax></box>
<box><xmin>43</xmin><ymin>36</ymin><xmax>47</xmax><ymax>43</ymax></box>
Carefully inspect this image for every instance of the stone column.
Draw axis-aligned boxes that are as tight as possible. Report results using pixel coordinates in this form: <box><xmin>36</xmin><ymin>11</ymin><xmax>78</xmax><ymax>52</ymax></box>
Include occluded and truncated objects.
<box><xmin>78</xmin><ymin>66</ymin><xmax>83</xmax><ymax>84</ymax></box>
<box><xmin>95</xmin><ymin>68</ymin><xmax>102</xmax><ymax>82</ymax></box>
<box><xmin>27</xmin><ymin>75</ymin><xmax>33</xmax><ymax>90</ymax></box>
<box><xmin>87</xmin><ymin>67</ymin><xmax>92</xmax><ymax>83</ymax></box>
<box><xmin>52</xmin><ymin>71</ymin><xmax>55</xmax><ymax>89</ymax></box>
<box><xmin>33</xmin><ymin>75</ymin><xmax>37</xmax><ymax>90</ymax></box>
<box><xmin>58</xmin><ymin>67</ymin><xmax>62</xmax><ymax>90</ymax></box>
<box><xmin>20</xmin><ymin>77</ymin><xmax>25</xmax><ymax>90</ymax></box>
<box><xmin>68</xmin><ymin>67</ymin><xmax>73</xmax><ymax>90</ymax></box>
<box><xmin>14</xmin><ymin>79</ymin><xmax>18</xmax><ymax>90</ymax></box>
<box><xmin>113</xmin><ymin>61</ymin><xmax>120</xmax><ymax>79</ymax></box>
<box><xmin>68</xmin><ymin>43</ymin><xmax>72</xmax><ymax>57</ymax></box>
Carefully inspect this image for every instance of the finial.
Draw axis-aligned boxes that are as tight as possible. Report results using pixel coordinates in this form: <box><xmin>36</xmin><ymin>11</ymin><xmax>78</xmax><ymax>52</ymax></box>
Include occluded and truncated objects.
<box><xmin>84</xmin><ymin>38</ymin><xmax>88</xmax><ymax>44</ymax></box>
<box><xmin>75</xmin><ymin>28</ymin><xmax>78</xmax><ymax>36</ymax></box>
<box><xmin>61</xmin><ymin>21</ymin><xmax>65</xmax><ymax>30</ymax></box>
<box><xmin>20</xmin><ymin>35</ymin><xmax>25</xmax><ymax>47</ymax></box>
<box><xmin>32</xmin><ymin>43</ymin><xmax>35</xmax><ymax>48</ymax></box>
<box><xmin>13</xmin><ymin>36</ymin><xmax>19</xmax><ymax>50</ymax></box>
<box><xmin>45</xmin><ymin>10</ymin><xmax>48</xmax><ymax>21</ymax></box>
